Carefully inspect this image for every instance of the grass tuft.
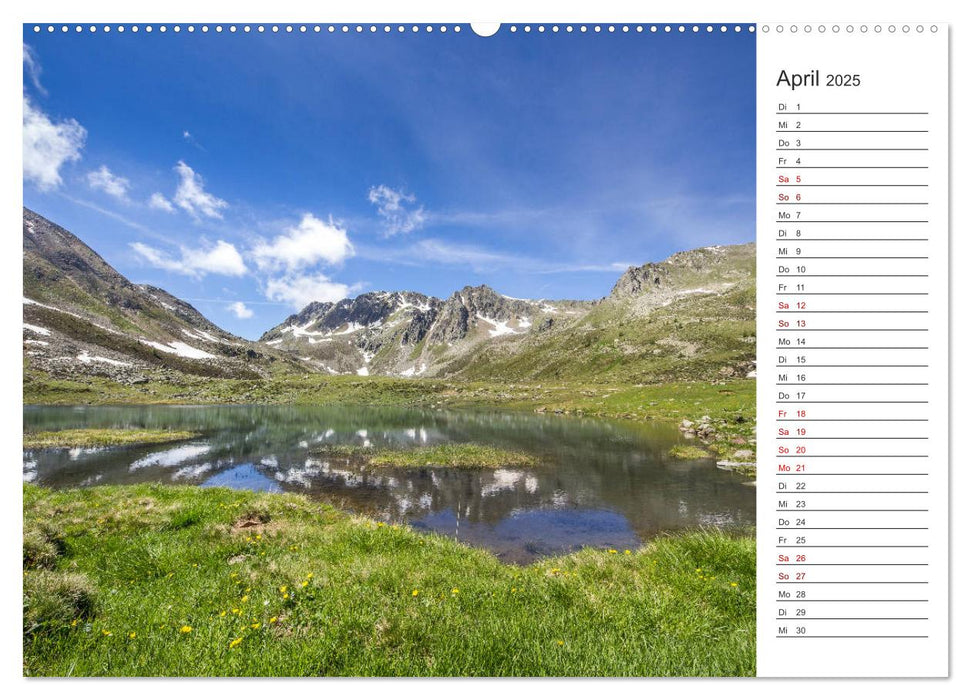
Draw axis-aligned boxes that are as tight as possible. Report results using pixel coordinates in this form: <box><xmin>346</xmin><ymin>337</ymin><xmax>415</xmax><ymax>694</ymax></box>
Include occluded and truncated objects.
<box><xmin>24</xmin><ymin>571</ymin><xmax>98</xmax><ymax>637</ymax></box>
<box><xmin>667</xmin><ymin>445</ymin><xmax>712</xmax><ymax>460</ymax></box>
<box><xmin>23</xmin><ymin>428</ymin><xmax>200</xmax><ymax>450</ymax></box>
<box><xmin>317</xmin><ymin>443</ymin><xmax>537</xmax><ymax>469</ymax></box>
<box><xmin>23</xmin><ymin>525</ymin><xmax>63</xmax><ymax>569</ymax></box>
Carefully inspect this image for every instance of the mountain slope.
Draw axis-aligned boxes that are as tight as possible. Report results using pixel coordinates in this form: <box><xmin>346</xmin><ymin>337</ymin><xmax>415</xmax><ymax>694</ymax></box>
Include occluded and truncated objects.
<box><xmin>257</xmin><ymin>243</ymin><xmax>755</xmax><ymax>384</ymax></box>
<box><xmin>22</xmin><ymin>208</ymin><xmax>305</xmax><ymax>383</ymax></box>
<box><xmin>438</xmin><ymin>243</ymin><xmax>756</xmax><ymax>383</ymax></box>
<box><xmin>259</xmin><ymin>286</ymin><xmax>591</xmax><ymax>377</ymax></box>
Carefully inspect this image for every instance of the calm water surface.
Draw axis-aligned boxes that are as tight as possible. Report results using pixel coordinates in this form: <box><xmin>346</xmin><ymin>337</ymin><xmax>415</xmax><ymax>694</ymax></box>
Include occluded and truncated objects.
<box><xmin>23</xmin><ymin>404</ymin><xmax>755</xmax><ymax>563</ymax></box>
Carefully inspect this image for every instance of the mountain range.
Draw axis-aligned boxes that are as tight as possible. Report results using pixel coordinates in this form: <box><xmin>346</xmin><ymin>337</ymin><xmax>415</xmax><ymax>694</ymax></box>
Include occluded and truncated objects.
<box><xmin>22</xmin><ymin>207</ymin><xmax>755</xmax><ymax>386</ymax></box>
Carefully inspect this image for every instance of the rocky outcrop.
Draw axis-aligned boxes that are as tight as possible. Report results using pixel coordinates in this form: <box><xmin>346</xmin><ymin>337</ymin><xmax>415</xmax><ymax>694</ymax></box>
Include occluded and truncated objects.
<box><xmin>610</xmin><ymin>243</ymin><xmax>756</xmax><ymax>303</ymax></box>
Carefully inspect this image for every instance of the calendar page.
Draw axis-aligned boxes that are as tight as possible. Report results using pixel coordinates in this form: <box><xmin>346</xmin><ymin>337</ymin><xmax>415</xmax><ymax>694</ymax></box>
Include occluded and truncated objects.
<box><xmin>9</xmin><ymin>4</ymin><xmax>956</xmax><ymax>688</ymax></box>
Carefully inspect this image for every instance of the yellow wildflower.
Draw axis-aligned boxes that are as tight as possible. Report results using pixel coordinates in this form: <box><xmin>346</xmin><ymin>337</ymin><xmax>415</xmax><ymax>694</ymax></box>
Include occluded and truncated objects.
<box><xmin>451</xmin><ymin>588</ymin><xmax>459</xmax><ymax>594</ymax></box>
<box><xmin>241</xmin><ymin>595</ymin><xmax>249</xmax><ymax>603</ymax></box>
<box><xmin>250</xmin><ymin>623</ymin><xmax>260</xmax><ymax>629</ymax></box>
<box><xmin>279</xmin><ymin>585</ymin><xmax>287</xmax><ymax>594</ymax></box>
<box><xmin>180</xmin><ymin>625</ymin><xmax>192</xmax><ymax>634</ymax></box>
<box><xmin>412</xmin><ymin>589</ymin><xmax>419</xmax><ymax>597</ymax></box>
<box><xmin>624</xmin><ymin>550</ymin><xmax>632</xmax><ymax>555</ymax></box>
<box><xmin>102</xmin><ymin>629</ymin><xmax>112</xmax><ymax>636</ymax></box>
<box><xmin>608</xmin><ymin>549</ymin><xmax>618</xmax><ymax>554</ymax></box>
<box><xmin>557</xmin><ymin>640</ymin><xmax>565</xmax><ymax>646</ymax></box>
<box><xmin>301</xmin><ymin>580</ymin><xmax>309</xmax><ymax>588</ymax></box>
<box><xmin>730</xmin><ymin>582</ymin><xmax>739</xmax><ymax>587</ymax></box>
<box><xmin>269</xmin><ymin>617</ymin><xmax>278</xmax><ymax>624</ymax></box>
<box><xmin>229</xmin><ymin>637</ymin><xmax>243</xmax><ymax>649</ymax></box>
<box><xmin>128</xmin><ymin>632</ymin><xmax>137</xmax><ymax>640</ymax></box>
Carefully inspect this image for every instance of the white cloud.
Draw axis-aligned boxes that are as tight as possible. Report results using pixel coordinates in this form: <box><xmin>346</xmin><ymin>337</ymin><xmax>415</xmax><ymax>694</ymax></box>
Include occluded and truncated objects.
<box><xmin>148</xmin><ymin>192</ymin><xmax>175</xmax><ymax>212</ymax></box>
<box><xmin>252</xmin><ymin>213</ymin><xmax>354</xmax><ymax>271</ymax></box>
<box><xmin>23</xmin><ymin>97</ymin><xmax>86</xmax><ymax>191</ymax></box>
<box><xmin>173</xmin><ymin>160</ymin><xmax>227</xmax><ymax>219</ymax></box>
<box><xmin>86</xmin><ymin>165</ymin><xmax>130</xmax><ymax>200</ymax></box>
<box><xmin>131</xmin><ymin>240</ymin><xmax>247</xmax><ymax>278</ymax></box>
<box><xmin>368</xmin><ymin>185</ymin><xmax>426</xmax><ymax>236</ymax></box>
<box><xmin>264</xmin><ymin>273</ymin><xmax>353</xmax><ymax>310</ymax></box>
<box><xmin>23</xmin><ymin>44</ymin><xmax>45</xmax><ymax>94</ymax></box>
<box><xmin>227</xmin><ymin>301</ymin><xmax>254</xmax><ymax>319</ymax></box>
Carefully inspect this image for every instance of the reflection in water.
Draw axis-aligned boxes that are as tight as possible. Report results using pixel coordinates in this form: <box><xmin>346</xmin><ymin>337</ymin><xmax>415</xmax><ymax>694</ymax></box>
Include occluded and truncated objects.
<box><xmin>23</xmin><ymin>404</ymin><xmax>755</xmax><ymax>563</ymax></box>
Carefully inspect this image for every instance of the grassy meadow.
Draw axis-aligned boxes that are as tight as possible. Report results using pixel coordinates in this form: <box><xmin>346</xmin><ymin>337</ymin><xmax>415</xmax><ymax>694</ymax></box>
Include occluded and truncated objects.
<box><xmin>23</xmin><ymin>483</ymin><xmax>755</xmax><ymax>677</ymax></box>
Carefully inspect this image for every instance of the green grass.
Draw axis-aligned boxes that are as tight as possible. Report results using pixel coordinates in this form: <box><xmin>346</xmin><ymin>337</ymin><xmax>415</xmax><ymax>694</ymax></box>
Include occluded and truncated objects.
<box><xmin>667</xmin><ymin>445</ymin><xmax>712</xmax><ymax>460</ymax></box>
<box><xmin>23</xmin><ymin>483</ymin><xmax>755</xmax><ymax>677</ymax></box>
<box><xmin>23</xmin><ymin>428</ymin><xmax>200</xmax><ymax>450</ymax></box>
<box><xmin>316</xmin><ymin>443</ymin><xmax>537</xmax><ymax>469</ymax></box>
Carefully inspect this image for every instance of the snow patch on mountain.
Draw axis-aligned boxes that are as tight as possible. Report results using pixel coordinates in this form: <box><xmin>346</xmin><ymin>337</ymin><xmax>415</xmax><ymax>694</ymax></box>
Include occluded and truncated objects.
<box><xmin>141</xmin><ymin>339</ymin><xmax>216</xmax><ymax>359</ymax></box>
<box><xmin>23</xmin><ymin>323</ymin><xmax>51</xmax><ymax>336</ymax></box>
<box><xmin>77</xmin><ymin>351</ymin><xmax>130</xmax><ymax>367</ymax></box>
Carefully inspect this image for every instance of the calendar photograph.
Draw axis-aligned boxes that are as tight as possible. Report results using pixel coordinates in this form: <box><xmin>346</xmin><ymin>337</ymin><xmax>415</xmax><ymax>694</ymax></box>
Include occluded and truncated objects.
<box><xmin>21</xmin><ymin>23</ymin><xmax>758</xmax><ymax>676</ymax></box>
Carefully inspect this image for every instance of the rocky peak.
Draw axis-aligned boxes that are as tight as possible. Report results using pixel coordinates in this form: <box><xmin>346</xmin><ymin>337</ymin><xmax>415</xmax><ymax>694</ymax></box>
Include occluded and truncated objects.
<box><xmin>609</xmin><ymin>243</ymin><xmax>754</xmax><ymax>301</ymax></box>
<box><xmin>425</xmin><ymin>285</ymin><xmax>539</xmax><ymax>344</ymax></box>
<box><xmin>611</xmin><ymin>264</ymin><xmax>664</xmax><ymax>298</ymax></box>
<box><xmin>260</xmin><ymin>290</ymin><xmax>440</xmax><ymax>341</ymax></box>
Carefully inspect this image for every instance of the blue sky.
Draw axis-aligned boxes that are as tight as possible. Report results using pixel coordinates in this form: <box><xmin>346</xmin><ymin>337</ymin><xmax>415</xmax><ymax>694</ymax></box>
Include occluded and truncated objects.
<box><xmin>23</xmin><ymin>26</ymin><xmax>754</xmax><ymax>340</ymax></box>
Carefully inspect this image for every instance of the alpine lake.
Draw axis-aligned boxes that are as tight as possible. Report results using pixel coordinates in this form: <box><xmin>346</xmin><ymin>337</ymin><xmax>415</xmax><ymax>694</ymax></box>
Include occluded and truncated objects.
<box><xmin>23</xmin><ymin>404</ymin><xmax>755</xmax><ymax>564</ymax></box>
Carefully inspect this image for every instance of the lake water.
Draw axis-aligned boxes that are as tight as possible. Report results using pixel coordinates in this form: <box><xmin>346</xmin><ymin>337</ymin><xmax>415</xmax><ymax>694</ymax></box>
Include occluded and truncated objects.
<box><xmin>23</xmin><ymin>404</ymin><xmax>755</xmax><ymax>563</ymax></box>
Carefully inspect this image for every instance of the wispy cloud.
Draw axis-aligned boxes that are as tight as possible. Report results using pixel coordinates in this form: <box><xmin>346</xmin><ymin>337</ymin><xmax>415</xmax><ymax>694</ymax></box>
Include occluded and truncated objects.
<box><xmin>368</xmin><ymin>185</ymin><xmax>426</xmax><ymax>237</ymax></box>
<box><xmin>226</xmin><ymin>301</ymin><xmax>254</xmax><ymax>319</ymax></box>
<box><xmin>252</xmin><ymin>213</ymin><xmax>354</xmax><ymax>271</ymax></box>
<box><xmin>410</xmin><ymin>239</ymin><xmax>511</xmax><ymax>268</ymax></box>
<box><xmin>131</xmin><ymin>239</ymin><xmax>247</xmax><ymax>278</ymax></box>
<box><xmin>173</xmin><ymin>160</ymin><xmax>228</xmax><ymax>219</ymax></box>
<box><xmin>61</xmin><ymin>195</ymin><xmax>163</xmax><ymax>239</ymax></box>
<box><xmin>367</xmin><ymin>238</ymin><xmax>632</xmax><ymax>276</ymax></box>
<box><xmin>182</xmin><ymin>130</ymin><xmax>206</xmax><ymax>151</ymax></box>
<box><xmin>86</xmin><ymin>165</ymin><xmax>130</xmax><ymax>201</ymax></box>
<box><xmin>147</xmin><ymin>192</ymin><xmax>175</xmax><ymax>212</ymax></box>
<box><xmin>23</xmin><ymin>97</ymin><xmax>86</xmax><ymax>191</ymax></box>
<box><xmin>23</xmin><ymin>43</ymin><xmax>46</xmax><ymax>95</ymax></box>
